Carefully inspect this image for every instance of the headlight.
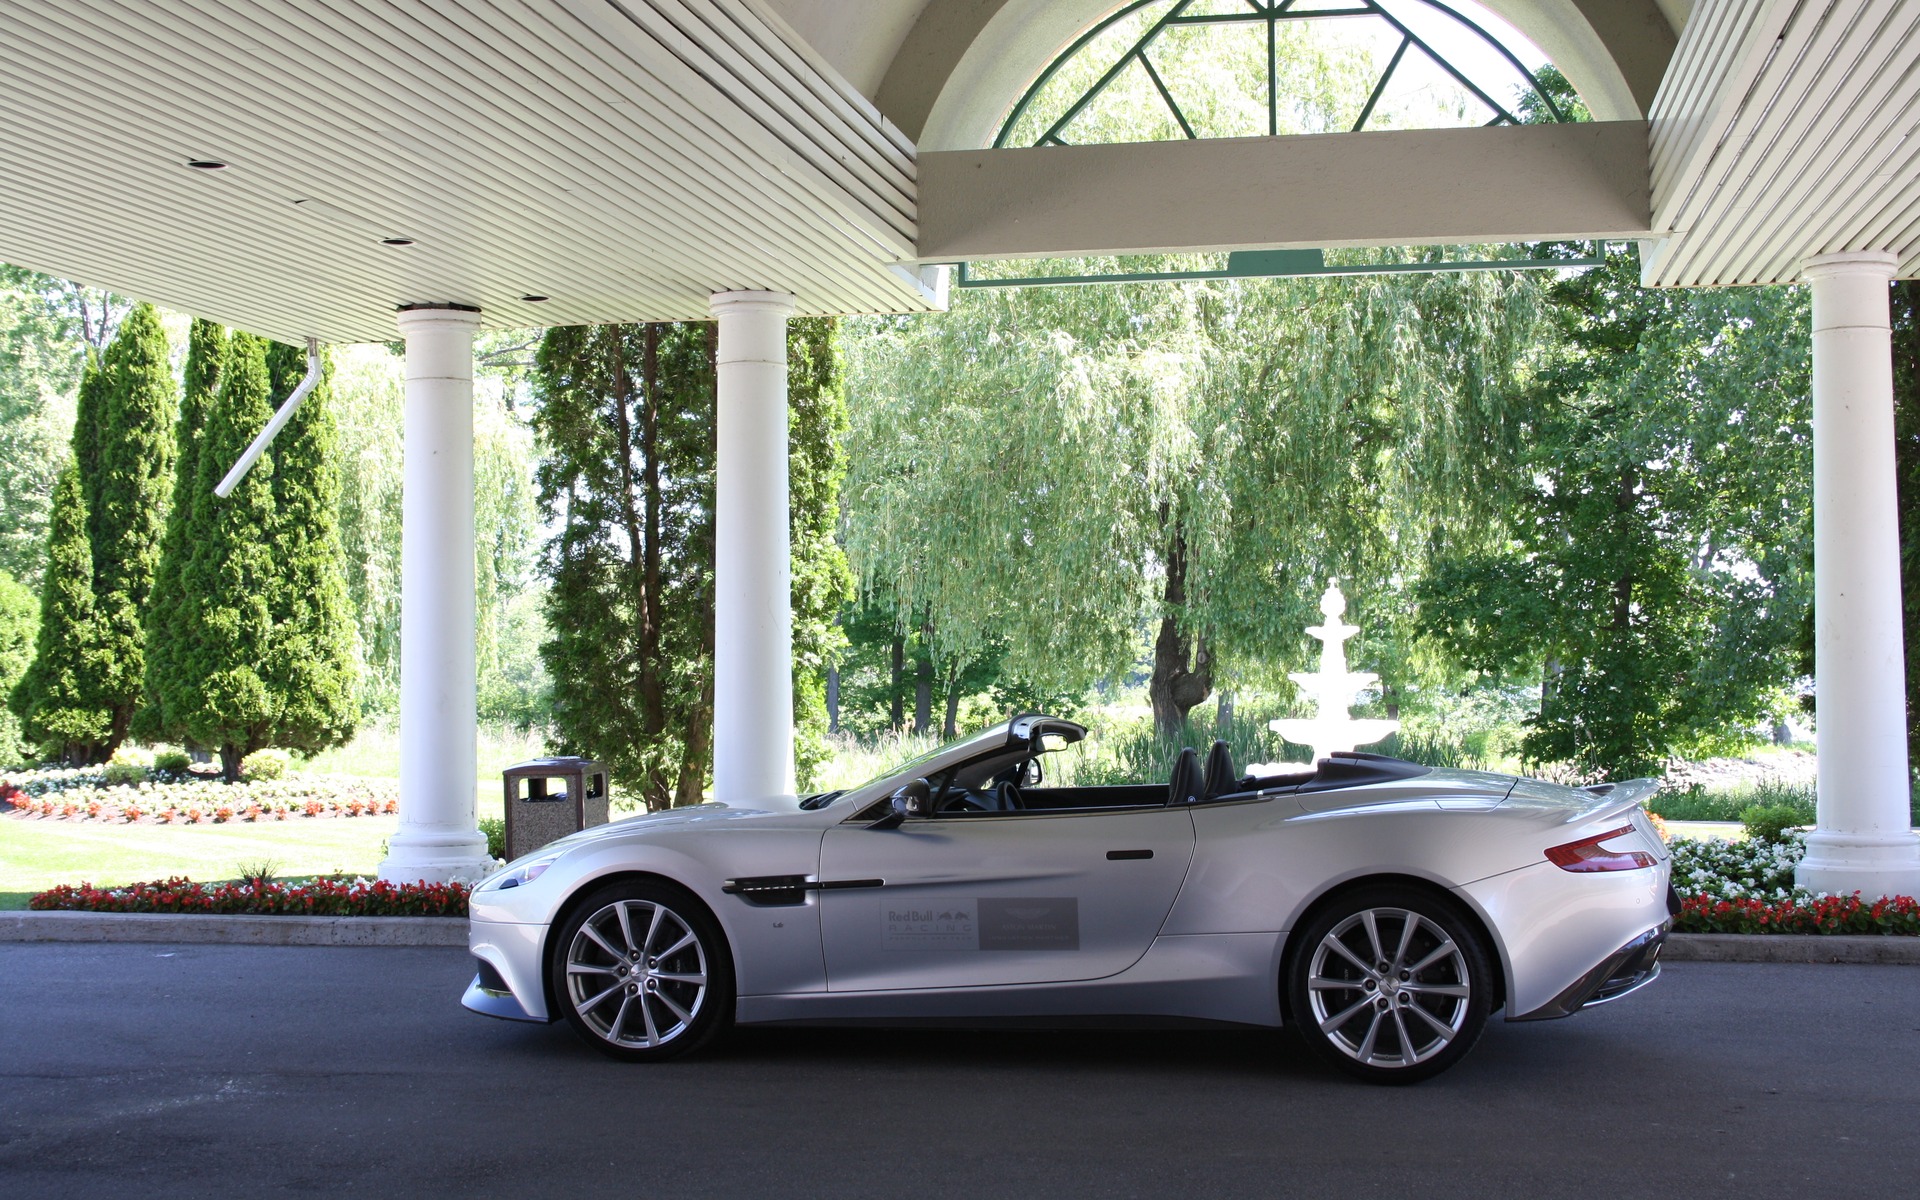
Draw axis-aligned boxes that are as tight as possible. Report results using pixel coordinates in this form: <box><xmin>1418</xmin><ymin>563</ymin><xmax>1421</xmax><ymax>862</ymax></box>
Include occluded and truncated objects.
<box><xmin>478</xmin><ymin>853</ymin><xmax>562</xmax><ymax>892</ymax></box>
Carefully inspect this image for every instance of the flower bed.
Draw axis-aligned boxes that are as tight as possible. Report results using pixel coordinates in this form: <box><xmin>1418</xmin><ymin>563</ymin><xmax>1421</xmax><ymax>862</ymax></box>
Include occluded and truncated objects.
<box><xmin>0</xmin><ymin>769</ymin><xmax>399</xmax><ymax>824</ymax></box>
<box><xmin>28</xmin><ymin>876</ymin><xmax>468</xmax><ymax>917</ymax></box>
<box><xmin>1675</xmin><ymin>893</ymin><xmax>1920</xmax><ymax>935</ymax></box>
<box><xmin>1665</xmin><ymin>832</ymin><xmax>1920</xmax><ymax>934</ymax></box>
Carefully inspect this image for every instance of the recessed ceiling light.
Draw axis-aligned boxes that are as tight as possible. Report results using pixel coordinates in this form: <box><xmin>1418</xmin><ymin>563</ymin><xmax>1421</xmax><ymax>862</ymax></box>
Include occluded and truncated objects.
<box><xmin>521</xmin><ymin>294</ymin><xmax>549</xmax><ymax>302</ymax></box>
<box><xmin>186</xmin><ymin>160</ymin><xmax>228</xmax><ymax>170</ymax></box>
<box><xmin>381</xmin><ymin>237</ymin><xmax>415</xmax><ymax>246</ymax></box>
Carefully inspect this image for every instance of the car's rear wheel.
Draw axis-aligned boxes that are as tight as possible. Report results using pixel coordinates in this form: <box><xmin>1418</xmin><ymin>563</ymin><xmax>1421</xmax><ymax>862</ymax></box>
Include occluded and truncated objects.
<box><xmin>1286</xmin><ymin>886</ymin><xmax>1492</xmax><ymax>1084</ymax></box>
<box><xmin>551</xmin><ymin>881</ymin><xmax>733</xmax><ymax>1061</ymax></box>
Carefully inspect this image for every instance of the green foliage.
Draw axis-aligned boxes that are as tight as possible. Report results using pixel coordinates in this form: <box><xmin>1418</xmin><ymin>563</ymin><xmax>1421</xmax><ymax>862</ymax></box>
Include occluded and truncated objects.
<box><xmin>478</xmin><ymin>815</ymin><xmax>505</xmax><ymax>860</ymax></box>
<box><xmin>136</xmin><ymin>318</ymin><xmax>223</xmax><ymax>745</ymax></box>
<box><xmin>264</xmin><ymin>342</ymin><xmax>357</xmax><ymax>754</ymax></box>
<box><xmin>535</xmin><ymin>322</ymin><xmax>717</xmax><ymax>808</ymax></box>
<box><xmin>0</xmin><ymin>266</ymin><xmax>91</xmax><ymax>587</ymax></box>
<box><xmin>102</xmin><ymin>747</ymin><xmax>148</xmax><ymax>786</ymax></box>
<box><xmin>0</xmin><ymin>569</ymin><xmax>35</xmax><ymax>765</ymax></box>
<box><xmin>239</xmin><ymin>748</ymin><xmax>291</xmax><ymax>782</ymax></box>
<box><xmin>788</xmin><ymin>318</ymin><xmax>855</xmax><ymax>788</ymax></box>
<box><xmin>9</xmin><ymin>466</ymin><xmax>111</xmax><ymax>761</ymax></box>
<box><xmin>87</xmin><ymin>302</ymin><xmax>177</xmax><ymax>750</ymax></box>
<box><xmin>845</xmin><ymin>265</ymin><xmax>1544</xmax><ymax>736</ymax></box>
<box><xmin>1892</xmin><ymin>281</ymin><xmax>1920</xmax><ymax>762</ymax></box>
<box><xmin>166</xmin><ymin>331</ymin><xmax>281</xmax><ymax>779</ymax></box>
<box><xmin>151</xmin><ymin>748</ymin><xmax>191</xmax><ymax>774</ymax></box>
<box><xmin>1418</xmin><ymin>250</ymin><xmax>1811</xmax><ymax>778</ymax></box>
<box><xmin>330</xmin><ymin>342</ymin><xmax>546</xmax><ymax>722</ymax></box>
<box><xmin>1740</xmin><ymin>801</ymin><xmax>1814</xmax><ymax>846</ymax></box>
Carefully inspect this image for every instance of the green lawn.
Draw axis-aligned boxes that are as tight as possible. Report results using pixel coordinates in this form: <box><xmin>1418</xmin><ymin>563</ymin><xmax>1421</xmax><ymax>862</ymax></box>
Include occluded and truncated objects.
<box><xmin>0</xmin><ymin>815</ymin><xmax>396</xmax><ymax>909</ymax></box>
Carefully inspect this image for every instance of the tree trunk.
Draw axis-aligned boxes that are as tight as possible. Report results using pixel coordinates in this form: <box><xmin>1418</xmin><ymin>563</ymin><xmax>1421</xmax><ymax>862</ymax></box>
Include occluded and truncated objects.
<box><xmin>1148</xmin><ymin>523</ymin><xmax>1212</xmax><ymax>741</ymax></box>
<box><xmin>1383</xmin><ymin>682</ymin><xmax>1400</xmax><ymax>723</ymax></box>
<box><xmin>672</xmin><ymin>322</ymin><xmax>719</xmax><ymax>809</ymax></box>
<box><xmin>1214</xmin><ymin>691</ymin><xmax>1234</xmax><ymax>738</ymax></box>
<box><xmin>633</xmin><ymin>324</ymin><xmax>670</xmax><ymax>811</ymax></box>
<box><xmin>944</xmin><ymin>685</ymin><xmax>961</xmax><ymax>739</ymax></box>
<box><xmin>826</xmin><ymin>666</ymin><xmax>840</xmax><ymax>734</ymax></box>
<box><xmin>889</xmin><ymin>635</ymin><xmax>905</xmax><ymax>731</ymax></box>
<box><xmin>913</xmin><ymin>654</ymin><xmax>933</xmax><ymax>734</ymax></box>
<box><xmin>219</xmin><ymin>743</ymin><xmax>243</xmax><ymax>783</ymax></box>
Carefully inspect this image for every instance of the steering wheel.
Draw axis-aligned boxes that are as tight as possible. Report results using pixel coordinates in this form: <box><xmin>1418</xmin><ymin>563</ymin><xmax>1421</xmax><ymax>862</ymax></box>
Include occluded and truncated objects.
<box><xmin>995</xmin><ymin>780</ymin><xmax>1025</xmax><ymax>811</ymax></box>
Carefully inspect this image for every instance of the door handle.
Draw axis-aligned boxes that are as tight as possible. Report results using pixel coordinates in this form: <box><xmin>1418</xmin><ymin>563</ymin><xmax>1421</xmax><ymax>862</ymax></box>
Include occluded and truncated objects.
<box><xmin>1106</xmin><ymin>849</ymin><xmax>1153</xmax><ymax>860</ymax></box>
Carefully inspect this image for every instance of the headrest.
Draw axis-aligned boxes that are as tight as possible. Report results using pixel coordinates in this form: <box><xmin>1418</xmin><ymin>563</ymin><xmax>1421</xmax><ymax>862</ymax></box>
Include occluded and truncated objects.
<box><xmin>1168</xmin><ymin>747</ymin><xmax>1203</xmax><ymax>806</ymax></box>
<box><xmin>1202</xmin><ymin>740</ymin><xmax>1235</xmax><ymax>799</ymax></box>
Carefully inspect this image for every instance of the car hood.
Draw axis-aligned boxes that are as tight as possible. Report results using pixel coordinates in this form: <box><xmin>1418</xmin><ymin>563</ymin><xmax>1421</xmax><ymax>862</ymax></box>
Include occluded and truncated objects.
<box><xmin>532</xmin><ymin>800</ymin><xmax>804</xmax><ymax>855</ymax></box>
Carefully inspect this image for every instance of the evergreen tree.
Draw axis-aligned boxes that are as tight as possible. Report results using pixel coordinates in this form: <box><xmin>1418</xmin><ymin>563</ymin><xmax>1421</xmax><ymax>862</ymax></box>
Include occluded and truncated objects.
<box><xmin>535</xmin><ymin>322</ymin><xmax>717</xmax><ymax>809</ymax></box>
<box><xmin>167</xmin><ymin>331</ymin><xmax>280</xmax><ymax>779</ymax></box>
<box><xmin>264</xmin><ymin>342</ymin><xmax>358</xmax><ymax>753</ymax></box>
<box><xmin>8</xmin><ymin>467</ymin><xmax>111</xmax><ymax>761</ymax></box>
<box><xmin>88</xmin><ymin>301</ymin><xmax>176</xmax><ymax>751</ymax></box>
<box><xmin>0</xmin><ymin>568</ymin><xmax>35</xmax><ymax>765</ymax></box>
<box><xmin>135</xmin><ymin>318</ymin><xmax>224</xmax><ymax>744</ymax></box>
<box><xmin>786</xmin><ymin>317</ymin><xmax>854</xmax><ymax>788</ymax></box>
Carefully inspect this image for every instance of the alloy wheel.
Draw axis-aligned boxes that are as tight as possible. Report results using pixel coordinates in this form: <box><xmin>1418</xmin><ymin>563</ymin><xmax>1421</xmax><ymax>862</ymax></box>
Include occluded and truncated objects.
<box><xmin>564</xmin><ymin>898</ymin><xmax>709</xmax><ymax>1050</ymax></box>
<box><xmin>1305</xmin><ymin>906</ymin><xmax>1471</xmax><ymax>1070</ymax></box>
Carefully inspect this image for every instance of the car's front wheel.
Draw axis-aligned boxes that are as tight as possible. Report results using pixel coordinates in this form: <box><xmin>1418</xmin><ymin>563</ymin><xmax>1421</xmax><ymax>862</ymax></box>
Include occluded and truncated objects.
<box><xmin>1286</xmin><ymin>886</ymin><xmax>1492</xmax><ymax>1084</ymax></box>
<box><xmin>551</xmin><ymin>881</ymin><xmax>733</xmax><ymax>1061</ymax></box>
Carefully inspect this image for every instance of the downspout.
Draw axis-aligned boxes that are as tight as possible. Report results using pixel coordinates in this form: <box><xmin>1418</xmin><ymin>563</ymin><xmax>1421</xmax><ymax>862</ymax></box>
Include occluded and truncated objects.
<box><xmin>214</xmin><ymin>336</ymin><xmax>321</xmax><ymax>497</ymax></box>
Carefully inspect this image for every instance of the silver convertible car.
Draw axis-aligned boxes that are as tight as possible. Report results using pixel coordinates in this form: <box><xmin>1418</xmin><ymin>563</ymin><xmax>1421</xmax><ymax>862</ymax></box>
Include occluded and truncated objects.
<box><xmin>464</xmin><ymin>715</ymin><xmax>1674</xmax><ymax>1082</ymax></box>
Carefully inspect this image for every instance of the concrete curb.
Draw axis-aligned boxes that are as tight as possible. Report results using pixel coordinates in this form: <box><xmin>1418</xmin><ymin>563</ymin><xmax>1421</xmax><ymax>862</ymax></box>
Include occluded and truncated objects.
<box><xmin>1665</xmin><ymin>933</ymin><xmax>1920</xmax><ymax>964</ymax></box>
<box><xmin>2</xmin><ymin>913</ymin><xmax>1915</xmax><ymax>963</ymax></box>
<box><xmin>0</xmin><ymin>910</ymin><xmax>467</xmax><ymax>947</ymax></box>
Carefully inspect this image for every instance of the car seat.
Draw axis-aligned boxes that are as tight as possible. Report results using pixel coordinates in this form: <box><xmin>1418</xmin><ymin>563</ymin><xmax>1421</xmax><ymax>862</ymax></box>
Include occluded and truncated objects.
<box><xmin>1202</xmin><ymin>739</ymin><xmax>1236</xmax><ymax>800</ymax></box>
<box><xmin>1168</xmin><ymin>746</ymin><xmax>1203</xmax><ymax>806</ymax></box>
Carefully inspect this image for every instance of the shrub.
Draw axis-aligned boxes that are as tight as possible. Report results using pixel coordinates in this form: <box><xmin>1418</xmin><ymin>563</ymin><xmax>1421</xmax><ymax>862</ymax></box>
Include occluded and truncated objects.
<box><xmin>479</xmin><ymin>815</ymin><xmax>505</xmax><ymax>860</ymax></box>
<box><xmin>102</xmin><ymin>749</ymin><xmax>149</xmax><ymax>787</ymax></box>
<box><xmin>1676</xmin><ymin>893</ymin><xmax>1920</xmax><ymax>935</ymax></box>
<box><xmin>1741</xmin><ymin>802</ymin><xmax>1813</xmax><ymax>845</ymax></box>
<box><xmin>152</xmin><ymin>749</ymin><xmax>192</xmax><ymax>774</ymax></box>
<box><xmin>240</xmin><ymin>749</ymin><xmax>292</xmax><ymax>782</ymax></box>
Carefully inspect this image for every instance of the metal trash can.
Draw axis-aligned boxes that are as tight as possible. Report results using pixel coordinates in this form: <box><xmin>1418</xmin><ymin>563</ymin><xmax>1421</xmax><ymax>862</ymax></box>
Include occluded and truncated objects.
<box><xmin>502</xmin><ymin>756</ymin><xmax>609</xmax><ymax>861</ymax></box>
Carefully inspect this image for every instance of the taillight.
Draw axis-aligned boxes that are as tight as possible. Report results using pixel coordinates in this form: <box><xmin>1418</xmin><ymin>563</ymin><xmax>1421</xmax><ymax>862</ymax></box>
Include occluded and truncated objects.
<box><xmin>1545</xmin><ymin>825</ymin><xmax>1658</xmax><ymax>872</ymax></box>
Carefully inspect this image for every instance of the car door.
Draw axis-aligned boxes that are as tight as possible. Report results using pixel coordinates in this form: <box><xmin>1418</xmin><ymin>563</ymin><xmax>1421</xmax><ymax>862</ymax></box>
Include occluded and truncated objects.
<box><xmin>816</xmin><ymin>805</ymin><xmax>1196</xmax><ymax>992</ymax></box>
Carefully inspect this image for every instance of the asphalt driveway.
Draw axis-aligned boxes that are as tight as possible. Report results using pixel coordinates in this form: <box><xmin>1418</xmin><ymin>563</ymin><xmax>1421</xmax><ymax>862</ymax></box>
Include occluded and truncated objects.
<box><xmin>1</xmin><ymin>943</ymin><xmax>1915</xmax><ymax>1199</ymax></box>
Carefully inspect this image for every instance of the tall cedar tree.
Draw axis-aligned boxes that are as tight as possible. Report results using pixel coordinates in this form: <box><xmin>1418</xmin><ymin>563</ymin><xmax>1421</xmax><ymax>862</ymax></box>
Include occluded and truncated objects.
<box><xmin>786</xmin><ymin>317</ymin><xmax>855</xmax><ymax>787</ymax></box>
<box><xmin>536</xmin><ymin>318</ymin><xmax>852</xmax><ymax>806</ymax></box>
<box><xmin>10</xmin><ymin>359</ymin><xmax>114</xmax><ymax>762</ymax></box>
<box><xmin>1893</xmin><ymin>281</ymin><xmax>1920</xmax><ymax>762</ymax></box>
<box><xmin>135</xmin><ymin>318</ymin><xmax>224</xmax><ymax>744</ymax></box>
<box><xmin>169</xmin><ymin>331</ymin><xmax>280</xmax><ymax>779</ymax></box>
<box><xmin>87</xmin><ymin>302</ymin><xmax>176</xmax><ymax>751</ymax></box>
<box><xmin>265</xmin><ymin>342</ymin><xmax>358</xmax><ymax>752</ymax></box>
<box><xmin>537</xmin><ymin>322</ymin><xmax>717</xmax><ymax>809</ymax></box>
<box><xmin>9</xmin><ymin>466</ymin><xmax>112</xmax><ymax>760</ymax></box>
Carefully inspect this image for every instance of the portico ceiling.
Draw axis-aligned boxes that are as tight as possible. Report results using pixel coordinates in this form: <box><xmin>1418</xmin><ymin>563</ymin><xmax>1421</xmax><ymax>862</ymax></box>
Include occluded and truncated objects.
<box><xmin>1645</xmin><ymin>0</ymin><xmax>1920</xmax><ymax>287</ymax></box>
<box><xmin>0</xmin><ymin>0</ymin><xmax>935</xmax><ymax>345</ymax></box>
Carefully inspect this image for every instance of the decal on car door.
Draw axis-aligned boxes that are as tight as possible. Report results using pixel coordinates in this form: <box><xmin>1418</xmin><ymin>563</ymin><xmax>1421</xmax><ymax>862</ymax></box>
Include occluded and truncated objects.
<box><xmin>882</xmin><ymin>897</ymin><xmax>1079</xmax><ymax>951</ymax></box>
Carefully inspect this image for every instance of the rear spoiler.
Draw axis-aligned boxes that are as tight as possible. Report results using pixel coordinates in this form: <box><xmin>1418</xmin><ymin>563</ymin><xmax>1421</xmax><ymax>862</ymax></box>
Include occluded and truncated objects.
<box><xmin>1580</xmin><ymin>778</ymin><xmax>1661</xmax><ymax>814</ymax></box>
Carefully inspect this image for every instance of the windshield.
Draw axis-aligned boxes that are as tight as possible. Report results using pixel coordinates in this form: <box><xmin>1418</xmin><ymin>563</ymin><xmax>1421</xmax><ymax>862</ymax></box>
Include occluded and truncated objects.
<box><xmin>831</xmin><ymin>722</ymin><xmax>1014</xmax><ymax>810</ymax></box>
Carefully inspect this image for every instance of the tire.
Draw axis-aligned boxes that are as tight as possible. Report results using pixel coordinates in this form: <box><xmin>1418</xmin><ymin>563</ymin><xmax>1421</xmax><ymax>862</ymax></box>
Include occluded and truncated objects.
<box><xmin>549</xmin><ymin>880</ymin><xmax>734</xmax><ymax>1062</ymax></box>
<box><xmin>1285</xmin><ymin>885</ymin><xmax>1493</xmax><ymax>1084</ymax></box>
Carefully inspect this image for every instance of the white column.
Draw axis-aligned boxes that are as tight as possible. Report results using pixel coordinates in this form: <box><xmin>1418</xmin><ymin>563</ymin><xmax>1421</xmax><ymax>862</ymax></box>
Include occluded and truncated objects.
<box><xmin>710</xmin><ymin>290</ymin><xmax>797</xmax><ymax>801</ymax></box>
<box><xmin>1799</xmin><ymin>252</ymin><xmax>1920</xmax><ymax>899</ymax></box>
<box><xmin>380</xmin><ymin>305</ymin><xmax>492</xmax><ymax>883</ymax></box>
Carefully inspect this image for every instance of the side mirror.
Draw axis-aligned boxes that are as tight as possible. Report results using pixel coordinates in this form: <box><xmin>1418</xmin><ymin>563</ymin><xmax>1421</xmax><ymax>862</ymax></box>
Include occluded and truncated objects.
<box><xmin>870</xmin><ymin>778</ymin><xmax>933</xmax><ymax>830</ymax></box>
<box><xmin>893</xmin><ymin>778</ymin><xmax>935</xmax><ymax>818</ymax></box>
<box><xmin>1020</xmin><ymin>758</ymin><xmax>1044</xmax><ymax>787</ymax></box>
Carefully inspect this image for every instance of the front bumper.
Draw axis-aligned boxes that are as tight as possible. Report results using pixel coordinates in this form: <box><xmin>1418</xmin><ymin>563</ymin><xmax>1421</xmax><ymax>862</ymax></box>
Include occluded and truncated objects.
<box><xmin>1512</xmin><ymin>921</ymin><xmax>1668</xmax><ymax>1021</ymax></box>
<box><xmin>461</xmin><ymin>957</ymin><xmax>548</xmax><ymax>1023</ymax></box>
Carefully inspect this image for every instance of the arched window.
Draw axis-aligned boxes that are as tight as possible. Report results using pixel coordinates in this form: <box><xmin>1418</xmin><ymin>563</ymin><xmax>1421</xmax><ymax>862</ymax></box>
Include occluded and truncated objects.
<box><xmin>997</xmin><ymin>0</ymin><xmax>1567</xmax><ymax>149</ymax></box>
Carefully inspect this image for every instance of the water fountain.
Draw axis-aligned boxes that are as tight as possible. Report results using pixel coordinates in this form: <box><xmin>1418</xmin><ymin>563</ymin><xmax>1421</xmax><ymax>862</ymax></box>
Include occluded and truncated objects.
<box><xmin>1248</xmin><ymin>580</ymin><xmax>1398</xmax><ymax>773</ymax></box>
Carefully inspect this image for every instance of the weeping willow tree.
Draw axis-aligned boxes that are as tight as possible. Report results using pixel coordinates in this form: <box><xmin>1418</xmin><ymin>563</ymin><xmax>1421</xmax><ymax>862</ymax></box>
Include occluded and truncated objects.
<box><xmin>846</xmin><ymin>268</ymin><xmax>1545</xmax><ymax>738</ymax></box>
